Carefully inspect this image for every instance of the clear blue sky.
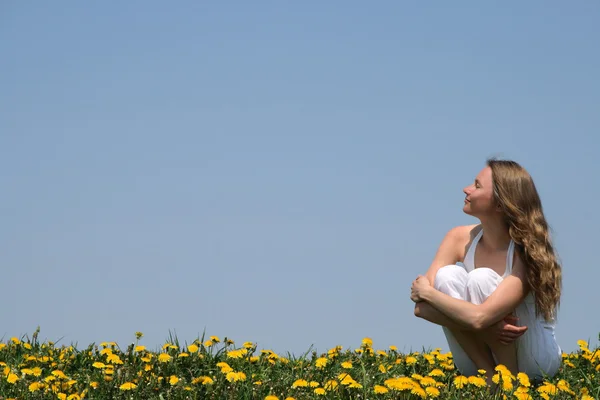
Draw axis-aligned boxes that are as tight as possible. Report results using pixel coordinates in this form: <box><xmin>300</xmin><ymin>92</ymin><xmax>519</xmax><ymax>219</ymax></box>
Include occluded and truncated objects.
<box><xmin>1</xmin><ymin>2</ymin><xmax>598</xmax><ymax>355</ymax></box>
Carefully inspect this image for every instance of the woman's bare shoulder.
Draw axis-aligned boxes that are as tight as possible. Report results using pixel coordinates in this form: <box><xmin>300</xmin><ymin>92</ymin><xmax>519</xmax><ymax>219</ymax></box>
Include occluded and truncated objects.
<box><xmin>446</xmin><ymin>224</ymin><xmax>481</xmax><ymax>241</ymax></box>
<box><xmin>446</xmin><ymin>224</ymin><xmax>481</xmax><ymax>257</ymax></box>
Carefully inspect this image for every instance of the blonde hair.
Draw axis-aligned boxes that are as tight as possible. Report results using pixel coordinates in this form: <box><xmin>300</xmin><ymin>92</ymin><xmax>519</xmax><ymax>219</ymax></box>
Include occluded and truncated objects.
<box><xmin>487</xmin><ymin>159</ymin><xmax>562</xmax><ymax>321</ymax></box>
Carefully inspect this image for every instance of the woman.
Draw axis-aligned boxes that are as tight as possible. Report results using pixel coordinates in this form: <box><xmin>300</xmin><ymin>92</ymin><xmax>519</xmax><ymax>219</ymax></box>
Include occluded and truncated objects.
<box><xmin>410</xmin><ymin>159</ymin><xmax>562</xmax><ymax>383</ymax></box>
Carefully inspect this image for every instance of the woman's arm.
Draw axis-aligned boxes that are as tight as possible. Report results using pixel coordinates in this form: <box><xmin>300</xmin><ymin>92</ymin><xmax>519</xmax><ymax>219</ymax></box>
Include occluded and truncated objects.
<box><xmin>417</xmin><ymin>261</ymin><xmax>529</xmax><ymax>330</ymax></box>
<box><xmin>414</xmin><ymin>301</ymin><xmax>470</xmax><ymax>331</ymax></box>
<box><xmin>422</xmin><ymin>226</ymin><xmax>468</xmax><ymax>286</ymax></box>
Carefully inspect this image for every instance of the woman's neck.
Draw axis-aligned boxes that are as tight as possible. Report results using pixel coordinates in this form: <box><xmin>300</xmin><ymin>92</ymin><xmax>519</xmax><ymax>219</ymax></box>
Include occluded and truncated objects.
<box><xmin>479</xmin><ymin>217</ymin><xmax>511</xmax><ymax>251</ymax></box>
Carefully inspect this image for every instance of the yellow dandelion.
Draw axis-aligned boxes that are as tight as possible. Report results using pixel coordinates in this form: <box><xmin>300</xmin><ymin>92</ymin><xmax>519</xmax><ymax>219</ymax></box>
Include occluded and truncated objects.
<box><xmin>134</xmin><ymin>345</ymin><xmax>146</xmax><ymax>352</ymax></box>
<box><xmin>389</xmin><ymin>345</ymin><xmax>398</xmax><ymax>351</ymax></box>
<box><xmin>315</xmin><ymin>357</ymin><xmax>327</xmax><ymax>368</ymax></box>
<box><xmin>28</xmin><ymin>381</ymin><xmax>43</xmax><ymax>392</ymax></box>
<box><xmin>517</xmin><ymin>372</ymin><xmax>530</xmax><ymax>387</ymax></box>
<box><xmin>201</xmin><ymin>376</ymin><xmax>214</xmax><ymax>385</ymax></box>
<box><xmin>324</xmin><ymin>380</ymin><xmax>338</xmax><ymax>391</ymax></box>
<box><xmin>158</xmin><ymin>353</ymin><xmax>172</xmax><ymax>363</ymax></box>
<box><xmin>52</xmin><ymin>370</ymin><xmax>67</xmax><ymax>379</ymax></box>
<box><xmin>406</xmin><ymin>356</ymin><xmax>417</xmax><ymax>365</ymax></box>
<box><xmin>453</xmin><ymin>375</ymin><xmax>468</xmax><ymax>389</ymax></box>
<box><xmin>187</xmin><ymin>344</ymin><xmax>199</xmax><ymax>353</ymax></box>
<box><xmin>265</xmin><ymin>396</ymin><xmax>279</xmax><ymax>400</ymax></box>
<box><xmin>169</xmin><ymin>375</ymin><xmax>179</xmax><ymax>385</ymax></box>
<box><xmin>468</xmin><ymin>375</ymin><xmax>487</xmax><ymax>388</ymax></box>
<box><xmin>374</xmin><ymin>384</ymin><xmax>389</xmax><ymax>394</ymax></box>
<box><xmin>341</xmin><ymin>361</ymin><xmax>352</xmax><ymax>369</ymax></box>
<box><xmin>338</xmin><ymin>373</ymin><xmax>355</xmax><ymax>385</ymax></box>
<box><xmin>411</xmin><ymin>385</ymin><xmax>427</xmax><ymax>399</ymax></box>
<box><xmin>349</xmin><ymin>381</ymin><xmax>363</xmax><ymax>389</ymax></box>
<box><xmin>119</xmin><ymin>382</ymin><xmax>137</xmax><ymax>390</ymax></box>
<box><xmin>514</xmin><ymin>391</ymin><xmax>532</xmax><ymax>400</ymax></box>
<box><xmin>557</xmin><ymin>379</ymin><xmax>574</xmax><ymax>395</ymax></box>
<box><xmin>428</xmin><ymin>369</ymin><xmax>445</xmax><ymax>377</ymax></box>
<box><xmin>426</xmin><ymin>386</ymin><xmax>440</xmax><ymax>398</ymax></box>
<box><xmin>502</xmin><ymin>378</ymin><xmax>514</xmax><ymax>391</ymax></box>
<box><xmin>314</xmin><ymin>387</ymin><xmax>326</xmax><ymax>395</ymax></box>
<box><xmin>309</xmin><ymin>381</ymin><xmax>320</xmax><ymax>387</ymax></box>
<box><xmin>420</xmin><ymin>376</ymin><xmax>437</xmax><ymax>387</ymax></box>
<box><xmin>210</xmin><ymin>335</ymin><xmax>221</xmax><ymax>343</ymax></box>
<box><xmin>292</xmin><ymin>379</ymin><xmax>308</xmax><ymax>388</ymax></box>
<box><xmin>538</xmin><ymin>382</ymin><xmax>558</xmax><ymax>396</ymax></box>
<box><xmin>362</xmin><ymin>337</ymin><xmax>373</xmax><ymax>347</ymax></box>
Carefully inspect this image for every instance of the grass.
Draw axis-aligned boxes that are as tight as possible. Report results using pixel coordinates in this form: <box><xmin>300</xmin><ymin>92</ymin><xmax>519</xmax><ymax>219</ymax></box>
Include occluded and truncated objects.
<box><xmin>0</xmin><ymin>328</ymin><xmax>598</xmax><ymax>399</ymax></box>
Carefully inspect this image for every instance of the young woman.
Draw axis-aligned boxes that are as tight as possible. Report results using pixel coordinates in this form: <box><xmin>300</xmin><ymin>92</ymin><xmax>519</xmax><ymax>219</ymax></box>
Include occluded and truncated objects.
<box><xmin>410</xmin><ymin>159</ymin><xmax>562</xmax><ymax>383</ymax></box>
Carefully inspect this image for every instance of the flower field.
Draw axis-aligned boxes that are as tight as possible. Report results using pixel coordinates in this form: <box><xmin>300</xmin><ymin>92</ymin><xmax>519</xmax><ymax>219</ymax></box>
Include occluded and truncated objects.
<box><xmin>0</xmin><ymin>329</ymin><xmax>598</xmax><ymax>399</ymax></box>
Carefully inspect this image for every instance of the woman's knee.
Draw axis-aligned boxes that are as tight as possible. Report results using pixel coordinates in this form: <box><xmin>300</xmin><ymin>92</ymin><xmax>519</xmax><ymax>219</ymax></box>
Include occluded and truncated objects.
<box><xmin>434</xmin><ymin>265</ymin><xmax>468</xmax><ymax>297</ymax></box>
<box><xmin>465</xmin><ymin>268</ymin><xmax>502</xmax><ymax>304</ymax></box>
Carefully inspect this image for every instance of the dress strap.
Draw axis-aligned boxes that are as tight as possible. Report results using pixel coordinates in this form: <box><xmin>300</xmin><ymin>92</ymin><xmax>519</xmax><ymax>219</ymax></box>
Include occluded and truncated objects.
<box><xmin>463</xmin><ymin>228</ymin><xmax>483</xmax><ymax>272</ymax></box>
<box><xmin>504</xmin><ymin>240</ymin><xmax>515</xmax><ymax>278</ymax></box>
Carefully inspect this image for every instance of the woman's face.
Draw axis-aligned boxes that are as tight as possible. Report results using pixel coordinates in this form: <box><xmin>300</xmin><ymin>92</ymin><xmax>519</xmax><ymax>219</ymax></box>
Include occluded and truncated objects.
<box><xmin>463</xmin><ymin>166</ymin><xmax>497</xmax><ymax>217</ymax></box>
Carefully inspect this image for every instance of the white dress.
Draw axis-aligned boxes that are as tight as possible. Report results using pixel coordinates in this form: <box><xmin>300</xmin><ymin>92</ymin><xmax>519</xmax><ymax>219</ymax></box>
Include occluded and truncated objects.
<box><xmin>433</xmin><ymin>229</ymin><xmax>562</xmax><ymax>380</ymax></box>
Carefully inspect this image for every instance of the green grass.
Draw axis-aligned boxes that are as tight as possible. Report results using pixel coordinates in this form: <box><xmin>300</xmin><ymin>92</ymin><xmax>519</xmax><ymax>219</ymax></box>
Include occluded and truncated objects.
<box><xmin>0</xmin><ymin>328</ymin><xmax>598</xmax><ymax>399</ymax></box>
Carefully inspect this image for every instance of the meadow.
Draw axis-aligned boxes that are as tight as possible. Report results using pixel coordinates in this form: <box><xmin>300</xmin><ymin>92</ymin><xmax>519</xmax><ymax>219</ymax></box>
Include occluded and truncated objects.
<box><xmin>0</xmin><ymin>328</ymin><xmax>598</xmax><ymax>399</ymax></box>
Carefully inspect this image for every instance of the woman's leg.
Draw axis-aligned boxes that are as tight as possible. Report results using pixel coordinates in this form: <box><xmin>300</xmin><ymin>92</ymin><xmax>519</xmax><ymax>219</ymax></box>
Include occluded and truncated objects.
<box><xmin>513</xmin><ymin>300</ymin><xmax>562</xmax><ymax>382</ymax></box>
<box><xmin>465</xmin><ymin>269</ymin><xmax>519</xmax><ymax>375</ymax></box>
<box><xmin>434</xmin><ymin>266</ymin><xmax>497</xmax><ymax>377</ymax></box>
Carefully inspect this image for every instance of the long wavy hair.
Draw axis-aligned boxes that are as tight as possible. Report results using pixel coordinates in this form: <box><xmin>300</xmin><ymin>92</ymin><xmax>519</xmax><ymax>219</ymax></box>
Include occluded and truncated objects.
<box><xmin>487</xmin><ymin>159</ymin><xmax>562</xmax><ymax>321</ymax></box>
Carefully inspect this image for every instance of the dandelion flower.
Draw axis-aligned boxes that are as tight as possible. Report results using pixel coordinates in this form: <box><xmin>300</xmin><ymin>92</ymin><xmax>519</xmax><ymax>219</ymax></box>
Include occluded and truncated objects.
<box><xmin>291</xmin><ymin>379</ymin><xmax>308</xmax><ymax>388</ymax></box>
<box><xmin>120</xmin><ymin>382</ymin><xmax>137</xmax><ymax>390</ymax></box>
<box><xmin>265</xmin><ymin>396</ymin><xmax>279</xmax><ymax>400</ymax></box>
<box><xmin>169</xmin><ymin>375</ymin><xmax>179</xmax><ymax>385</ymax></box>
<box><xmin>426</xmin><ymin>386</ymin><xmax>440</xmax><ymax>398</ymax></box>
<box><xmin>341</xmin><ymin>361</ymin><xmax>352</xmax><ymax>369</ymax></box>
<box><xmin>468</xmin><ymin>376</ymin><xmax>487</xmax><ymax>388</ymax></box>
<box><xmin>362</xmin><ymin>337</ymin><xmax>373</xmax><ymax>347</ymax></box>
<box><xmin>315</xmin><ymin>357</ymin><xmax>327</xmax><ymax>368</ymax></box>
<box><xmin>374</xmin><ymin>385</ymin><xmax>389</xmax><ymax>394</ymax></box>
<box><xmin>411</xmin><ymin>385</ymin><xmax>427</xmax><ymax>399</ymax></box>
<box><xmin>512</xmin><ymin>372</ymin><xmax>529</xmax><ymax>388</ymax></box>
<box><xmin>314</xmin><ymin>388</ymin><xmax>326</xmax><ymax>395</ymax></box>
<box><xmin>453</xmin><ymin>376</ymin><xmax>468</xmax><ymax>389</ymax></box>
<box><xmin>324</xmin><ymin>380</ymin><xmax>338</xmax><ymax>391</ymax></box>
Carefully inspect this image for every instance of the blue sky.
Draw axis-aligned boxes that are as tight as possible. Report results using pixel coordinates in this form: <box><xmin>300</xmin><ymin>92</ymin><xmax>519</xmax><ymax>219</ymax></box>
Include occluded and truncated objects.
<box><xmin>1</xmin><ymin>1</ymin><xmax>598</xmax><ymax>355</ymax></box>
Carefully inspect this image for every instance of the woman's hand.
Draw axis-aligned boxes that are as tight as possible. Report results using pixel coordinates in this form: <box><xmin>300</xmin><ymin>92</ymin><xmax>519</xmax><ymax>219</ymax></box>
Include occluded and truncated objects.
<box><xmin>410</xmin><ymin>275</ymin><xmax>431</xmax><ymax>303</ymax></box>
<box><xmin>483</xmin><ymin>314</ymin><xmax>528</xmax><ymax>345</ymax></box>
